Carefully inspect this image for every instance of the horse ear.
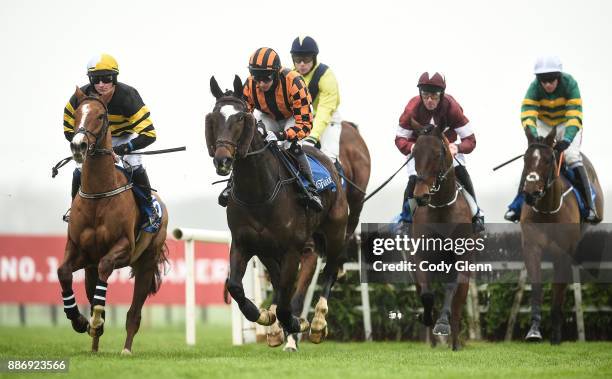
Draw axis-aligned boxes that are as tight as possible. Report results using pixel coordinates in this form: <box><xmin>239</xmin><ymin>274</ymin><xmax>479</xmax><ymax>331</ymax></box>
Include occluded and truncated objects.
<box><xmin>210</xmin><ymin>76</ymin><xmax>224</xmax><ymax>99</ymax></box>
<box><xmin>204</xmin><ymin>113</ymin><xmax>216</xmax><ymax>157</ymax></box>
<box><xmin>237</xmin><ymin>113</ymin><xmax>255</xmax><ymax>158</ymax></box>
<box><xmin>544</xmin><ymin>125</ymin><xmax>557</xmax><ymax>146</ymax></box>
<box><xmin>524</xmin><ymin>126</ymin><xmax>535</xmax><ymax>144</ymax></box>
<box><xmin>233</xmin><ymin>75</ymin><xmax>243</xmax><ymax>97</ymax></box>
<box><xmin>74</xmin><ymin>86</ymin><xmax>86</xmax><ymax>103</ymax></box>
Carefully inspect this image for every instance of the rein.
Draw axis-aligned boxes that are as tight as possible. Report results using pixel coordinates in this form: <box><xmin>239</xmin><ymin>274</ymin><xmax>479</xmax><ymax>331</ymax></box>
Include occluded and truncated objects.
<box><xmin>415</xmin><ymin>137</ymin><xmax>456</xmax><ymax>206</ymax></box>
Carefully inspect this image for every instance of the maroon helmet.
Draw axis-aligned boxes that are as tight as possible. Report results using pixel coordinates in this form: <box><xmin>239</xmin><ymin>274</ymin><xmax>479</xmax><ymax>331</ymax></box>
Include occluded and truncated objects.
<box><xmin>417</xmin><ymin>72</ymin><xmax>446</xmax><ymax>92</ymax></box>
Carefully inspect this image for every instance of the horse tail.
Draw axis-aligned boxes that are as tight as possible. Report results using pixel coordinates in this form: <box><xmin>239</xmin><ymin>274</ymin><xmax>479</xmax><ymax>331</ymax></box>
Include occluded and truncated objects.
<box><xmin>150</xmin><ymin>242</ymin><xmax>170</xmax><ymax>295</ymax></box>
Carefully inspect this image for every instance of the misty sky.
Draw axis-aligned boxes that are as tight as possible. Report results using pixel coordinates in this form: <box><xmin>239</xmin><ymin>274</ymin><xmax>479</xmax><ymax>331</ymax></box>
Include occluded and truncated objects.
<box><xmin>1</xmin><ymin>0</ymin><xmax>611</xmax><ymax>234</ymax></box>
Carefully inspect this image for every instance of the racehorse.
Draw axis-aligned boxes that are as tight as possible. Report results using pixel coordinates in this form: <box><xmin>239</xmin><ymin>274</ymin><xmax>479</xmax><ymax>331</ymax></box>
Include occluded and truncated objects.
<box><xmin>408</xmin><ymin>119</ymin><xmax>474</xmax><ymax>351</ymax></box>
<box><xmin>205</xmin><ymin>76</ymin><xmax>348</xmax><ymax>344</ymax></box>
<box><xmin>57</xmin><ymin>87</ymin><xmax>169</xmax><ymax>354</ymax></box>
<box><xmin>273</xmin><ymin>121</ymin><xmax>371</xmax><ymax>351</ymax></box>
<box><xmin>519</xmin><ymin>126</ymin><xmax>603</xmax><ymax>344</ymax></box>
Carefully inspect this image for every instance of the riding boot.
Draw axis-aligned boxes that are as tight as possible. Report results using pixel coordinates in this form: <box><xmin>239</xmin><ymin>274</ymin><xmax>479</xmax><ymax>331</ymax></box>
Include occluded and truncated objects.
<box><xmin>63</xmin><ymin>169</ymin><xmax>81</xmax><ymax>223</ymax></box>
<box><xmin>399</xmin><ymin>175</ymin><xmax>416</xmax><ymax>224</ymax></box>
<box><xmin>218</xmin><ymin>178</ymin><xmax>232</xmax><ymax>207</ymax></box>
<box><xmin>132</xmin><ymin>166</ymin><xmax>162</xmax><ymax>232</ymax></box>
<box><xmin>454</xmin><ymin>166</ymin><xmax>485</xmax><ymax>233</ymax></box>
<box><xmin>573</xmin><ymin>165</ymin><xmax>599</xmax><ymax>223</ymax></box>
<box><xmin>292</xmin><ymin>143</ymin><xmax>324</xmax><ymax>212</ymax></box>
<box><xmin>504</xmin><ymin>176</ymin><xmax>526</xmax><ymax>223</ymax></box>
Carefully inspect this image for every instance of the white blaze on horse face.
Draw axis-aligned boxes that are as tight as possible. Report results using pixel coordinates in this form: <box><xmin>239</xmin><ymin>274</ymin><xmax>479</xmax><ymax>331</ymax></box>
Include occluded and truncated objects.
<box><xmin>77</xmin><ymin>103</ymin><xmax>91</xmax><ymax>131</ymax></box>
<box><xmin>220</xmin><ymin>104</ymin><xmax>239</xmax><ymax>121</ymax></box>
<box><xmin>532</xmin><ymin>148</ymin><xmax>541</xmax><ymax>167</ymax></box>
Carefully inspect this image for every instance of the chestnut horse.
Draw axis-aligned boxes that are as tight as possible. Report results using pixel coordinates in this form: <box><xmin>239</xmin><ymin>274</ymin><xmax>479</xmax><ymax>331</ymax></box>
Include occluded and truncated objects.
<box><xmin>205</xmin><ymin>76</ymin><xmax>348</xmax><ymax>344</ymax></box>
<box><xmin>57</xmin><ymin>87</ymin><xmax>169</xmax><ymax>354</ymax></box>
<box><xmin>409</xmin><ymin>121</ymin><xmax>474</xmax><ymax>351</ymax></box>
<box><xmin>519</xmin><ymin>126</ymin><xmax>603</xmax><ymax>344</ymax></box>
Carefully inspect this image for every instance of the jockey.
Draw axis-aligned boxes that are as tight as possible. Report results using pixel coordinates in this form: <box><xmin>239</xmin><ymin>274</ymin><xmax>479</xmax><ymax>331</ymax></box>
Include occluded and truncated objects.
<box><xmin>504</xmin><ymin>56</ymin><xmax>598</xmax><ymax>223</ymax></box>
<box><xmin>395</xmin><ymin>72</ymin><xmax>484</xmax><ymax>232</ymax></box>
<box><xmin>62</xmin><ymin>53</ymin><xmax>162</xmax><ymax>232</ymax></box>
<box><xmin>218</xmin><ymin>47</ymin><xmax>323</xmax><ymax>212</ymax></box>
<box><xmin>290</xmin><ymin>36</ymin><xmax>342</xmax><ymax>167</ymax></box>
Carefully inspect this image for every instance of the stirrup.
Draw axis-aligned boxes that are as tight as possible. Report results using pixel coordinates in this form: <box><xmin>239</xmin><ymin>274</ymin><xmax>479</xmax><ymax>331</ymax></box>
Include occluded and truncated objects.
<box><xmin>472</xmin><ymin>214</ymin><xmax>485</xmax><ymax>234</ymax></box>
<box><xmin>305</xmin><ymin>187</ymin><xmax>324</xmax><ymax>212</ymax></box>
<box><xmin>218</xmin><ymin>187</ymin><xmax>230</xmax><ymax>207</ymax></box>
<box><xmin>504</xmin><ymin>209</ymin><xmax>519</xmax><ymax>223</ymax></box>
<box><xmin>62</xmin><ymin>209</ymin><xmax>71</xmax><ymax>223</ymax></box>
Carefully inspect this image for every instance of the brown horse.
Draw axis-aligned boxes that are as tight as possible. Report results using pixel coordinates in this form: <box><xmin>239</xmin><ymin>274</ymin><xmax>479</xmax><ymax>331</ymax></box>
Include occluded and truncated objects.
<box><xmin>273</xmin><ymin>121</ymin><xmax>371</xmax><ymax>351</ymax></box>
<box><xmin>408</xmin><ymin>120</ymin><xmax>474</xmax><ymax>351</ymax></box>
<box><xmin>205</xmin><ymin>76</ymin><xmax>348</xmax><ymax>344</ymax></box>
<box><xmin>57</xmin><ymin>87</ymin><xmax>169</xmax><ymax>354</ymax></box>
<box><xmin>519</xmin><ymin>126</ymin><xmax>603</xmax><ymax>344</ymax></box>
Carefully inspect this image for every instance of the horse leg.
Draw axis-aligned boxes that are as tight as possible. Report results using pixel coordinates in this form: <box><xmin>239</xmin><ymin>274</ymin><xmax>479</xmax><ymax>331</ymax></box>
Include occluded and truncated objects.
<box><xmin>550</xmin><ymin>259</ymin><xmax>570</xmax><ymax>345</ymax></box>
<box><xmin>84</xmin><ymin>266</ymin><xmax>104</xmax><ymax>352</ymax></box>
<box><xmin>285</xmin><ymin>245</ymin><xmax>318</xmax><ymax>352</ymax></box>
<box><xmin>276</xmin><ymin>250</ymin><xmax>309</xmax><ymax>335</ymax></box>
<box><xmin>524</xmin><ymin>246</ymin><xmax>543</xmax><ymax>342</ymax></box>
<box><xmin>258</xmin><ymin>256</ymin><xmax>283</xmax><ymax>347</ymax></box>
<box><xmin>309</xmin><ymin>236</ymin><xmax>343</xmax><ymax>344</ymax></box>
<box><xmin>57</xmin><ymin>238</ymin><xmax>88</xmax><ymax>334</ymax></box>
<box><xmin>122</xmin><ymin>256</ymin><xmax>156</xmax><ymax>355</ymax></box>
<box><xmin>433</xmin><ymin>281</ymin><xmax>457</xmax><ymax>337</ymax></box>
<box><xmin>450</xmin><ymin>272</ymin><xmax>470</xmax><ymax>351</ymax></box>
<box><xmin>416</xmin><ymin>265</ymin><xmax>434</xmax><ymax>327</ymax></box>
<box><xmin>227</xmin><ymin>244</ymin><xmax>275</xmax><ymax>326</ymax></box>
<box><xmin>89</xmin><ymin>238</ymin><xmax>132</xmax><ymax>342</ymax></box>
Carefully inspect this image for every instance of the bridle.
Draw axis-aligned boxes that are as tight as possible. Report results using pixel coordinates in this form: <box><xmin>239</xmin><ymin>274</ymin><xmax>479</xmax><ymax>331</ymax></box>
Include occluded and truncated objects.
<box><xmin>415</xmin><ymin>136</ymin><xmax>455</xmax><ymax>195</ymax></box>
<box><xmin>524</xmin><ymin>142</ymin><xmax>558</xmax><ymax>191</ymax></box>
<box><xmin>75</xmin><ymin>96</ymin><xmax>113</xmax><ymax>157</ymax></box>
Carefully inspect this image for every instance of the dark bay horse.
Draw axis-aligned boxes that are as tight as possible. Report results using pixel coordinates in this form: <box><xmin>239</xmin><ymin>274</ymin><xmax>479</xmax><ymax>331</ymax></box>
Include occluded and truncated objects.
<box><xmin>409</xmin><ymin>120</ymin><xmax>474</xmax><ymax>351</ymax></box>
<box><xmin>57</xmin><ymin>87</ymin><xmax>169</xmax><ymax>354</ymax></box>
<box><xmin>519</xmin><ymin>126</ymin><xmax>603</xmax><ymax>344</ymax></box>
<box><xmin>205</xmin><ymin>76</ymin><xmax>348</xmax><ymax>344</ymax></box>
<box><xmin>275</xmin><ymin>121</ymin><xmax>371</xmax><ymax>351</ymax></box>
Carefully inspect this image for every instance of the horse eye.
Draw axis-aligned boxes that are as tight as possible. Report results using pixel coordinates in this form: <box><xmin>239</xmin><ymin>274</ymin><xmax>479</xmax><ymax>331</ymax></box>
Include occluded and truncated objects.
<box><xmin>97</xmin><ymin>114</ymin><xmax>104</xmax><ymax>120</ymax></box>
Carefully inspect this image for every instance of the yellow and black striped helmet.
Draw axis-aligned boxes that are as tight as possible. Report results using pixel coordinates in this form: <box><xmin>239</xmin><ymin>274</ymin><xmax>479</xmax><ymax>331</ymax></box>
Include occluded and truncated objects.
<box><xmin>248</xmin><ymin>47</ymin><xmax>281</xmax><ymax>73</ymax></box>
<box><xmin>87</xmin><ymin>53</ymin><xmax>119</xmax><ymax>76</ymax></box>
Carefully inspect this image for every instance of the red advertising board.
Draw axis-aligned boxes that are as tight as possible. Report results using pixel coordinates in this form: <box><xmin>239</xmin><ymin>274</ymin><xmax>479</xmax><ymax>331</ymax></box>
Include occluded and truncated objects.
<box><xmin>0</xmin><ymin>235</ymin><xmax>229</xmax><ymax>306</ymax></box>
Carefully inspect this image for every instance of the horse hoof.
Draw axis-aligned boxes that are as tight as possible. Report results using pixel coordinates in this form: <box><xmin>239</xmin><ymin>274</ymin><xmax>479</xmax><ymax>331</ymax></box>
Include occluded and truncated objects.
<box><xmin>298</xmin><ymin>318</ymin><xmax>310</xmax><ymax>333</ymax></box>
<box><xmin>257</xmin><ymin>309</ymin><xmax>276</xmax><ymax>326</ymax></box>
<box><xmin>309</xmin><ymin>326</ymin><xmax>328</xmax><ymax>344</ymax></box>
<box><xmin>72</xmin><ymin>315</ymin><xmax>88</xmax><ymax>333</ymax></box>
<box><xmin>267</xmin><ymin>331</ymin><xmax>284</xmax><ymax>347</ymax></box>
<box><xmin>525</xmin><ymin>329</ymin><xmax>542</xmax><ymax>342</ymax></box>
<box><xmin>283</xmin><ymin>334</ymin><xmax>299</xmax><ymax>352</ymax></box>
<box><xmin>433</xmin><ymin>321</ymin><xmax>450</xmax><ymax>336</ymax></box>
<box><xmin>121</xmin><ymin>348</ymin><xmax>132</xmax><ymax>356</ymax></box>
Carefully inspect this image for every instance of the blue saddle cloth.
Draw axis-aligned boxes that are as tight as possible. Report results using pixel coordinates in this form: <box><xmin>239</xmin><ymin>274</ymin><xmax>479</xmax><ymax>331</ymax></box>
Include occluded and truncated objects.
<box><xmin>561</xmin><ymin>166</ymin><xmax>596</xmax><ymax>219</ymax></box>
<box><xmin>299</xmin><ymin>155</ymin><xmax>337</xmax><ymax>193</ymax></box>
<box><xmin>115</xmin><ymin>165</ymin><xmax>163</xmax><ymax>232</ymax></box>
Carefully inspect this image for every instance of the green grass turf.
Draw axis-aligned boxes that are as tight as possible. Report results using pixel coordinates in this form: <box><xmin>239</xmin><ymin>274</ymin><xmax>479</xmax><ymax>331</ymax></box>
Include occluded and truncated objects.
<box><xmin>1</xmin><ymin>324</ymin><xmax>611</xmax><ymax>379</ymax></box>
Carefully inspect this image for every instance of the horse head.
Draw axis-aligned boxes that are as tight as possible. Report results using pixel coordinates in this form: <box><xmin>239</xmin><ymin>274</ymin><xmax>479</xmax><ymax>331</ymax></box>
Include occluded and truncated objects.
<box><xmin>205</xmin><ymin>75</ymin><xmax>257</xmax><ymax>176</ymax></box>
<box><xmin>70</xmin><ymin>86</ymin><xmax>112</xmax><ymax>164</ymax></box>
<box><xmin>522</xmin><ymin>125</ymin><xmax>558</xmax><ymax>205</ymax></box>
<box><xmin>410</xmin><ymin>118</ymin><xmax>452</xmax><ymax>206</ymax></box>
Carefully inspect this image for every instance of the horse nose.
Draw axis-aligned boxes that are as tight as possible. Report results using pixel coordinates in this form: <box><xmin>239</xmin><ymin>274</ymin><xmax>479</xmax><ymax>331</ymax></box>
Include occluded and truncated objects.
<box><xmin>416</xmin><ymin>194</ymin><xmax>430</xmax><ymax>206</ymax></box>
<box><xmin>214</xmin><ymin>156</ymin><xmax>233</xmax><ymax>176</ymax></box>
